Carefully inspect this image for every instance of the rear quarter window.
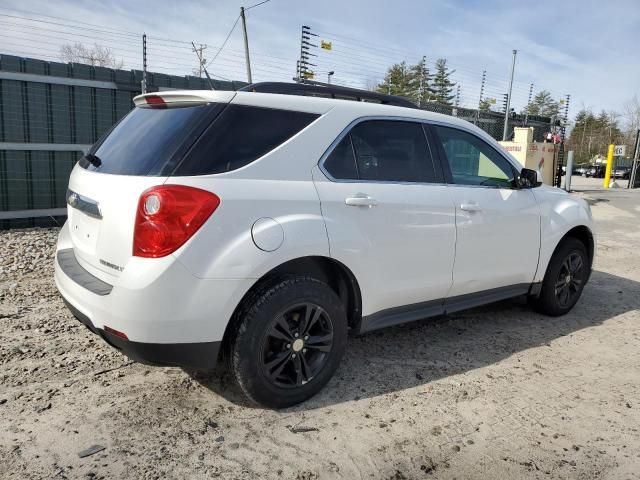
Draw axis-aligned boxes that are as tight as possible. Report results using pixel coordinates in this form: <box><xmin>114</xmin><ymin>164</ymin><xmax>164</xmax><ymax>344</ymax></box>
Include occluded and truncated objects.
<box><xmin>174</xmin><ymin>105</ymin><xmax>320</xmax><ymax>175</ymax></box>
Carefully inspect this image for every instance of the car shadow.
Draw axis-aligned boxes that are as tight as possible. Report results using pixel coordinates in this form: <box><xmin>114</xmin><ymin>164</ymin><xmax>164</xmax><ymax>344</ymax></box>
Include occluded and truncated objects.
<box><xmin>189</xmin><ymin>270</ymin><xmax>639</xmax><ymax>410</ymax></box>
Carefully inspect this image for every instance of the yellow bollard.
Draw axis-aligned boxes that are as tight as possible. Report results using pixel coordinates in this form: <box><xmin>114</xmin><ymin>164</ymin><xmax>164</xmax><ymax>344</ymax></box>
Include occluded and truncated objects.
<box><xmin>603</xmin><ymin>144</ymin><xmax>614</xmax><ymax>188</ymax></box>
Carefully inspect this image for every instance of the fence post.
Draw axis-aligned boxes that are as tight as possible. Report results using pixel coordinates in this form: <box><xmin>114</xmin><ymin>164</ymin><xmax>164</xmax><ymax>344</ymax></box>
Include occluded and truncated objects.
<box><xmin>141</xmin><ymin>33</ymin><xmax>147</xmax><ymax>94</ymax></box>
<box><xmin>564</xmin><ymin>151</ymin><xmax>574</xmax><ymax>192</ymax></box>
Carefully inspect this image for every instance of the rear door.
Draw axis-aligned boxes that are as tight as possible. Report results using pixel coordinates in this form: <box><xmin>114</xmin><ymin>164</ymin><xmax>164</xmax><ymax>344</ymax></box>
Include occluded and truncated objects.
<box><xmin>313</xmin><ymin>119</ymin><xmax>456</xmax><ymax>324</ymax></box>
<box><xmin>429</xmin><ymin>124</ymin><xmax>540</xmax><ymax>300</ymax></box>
<box><xmin>67</xmin><ymin>94</ymin><xmax>230</xmax><ymax>282</ymax></box>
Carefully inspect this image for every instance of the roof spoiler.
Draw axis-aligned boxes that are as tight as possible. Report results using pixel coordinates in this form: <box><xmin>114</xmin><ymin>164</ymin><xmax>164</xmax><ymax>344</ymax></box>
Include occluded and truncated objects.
<box><xmin>133</xmin><ymin>91</ymin><xmax>236</xmax><ymax>107</ymax></box>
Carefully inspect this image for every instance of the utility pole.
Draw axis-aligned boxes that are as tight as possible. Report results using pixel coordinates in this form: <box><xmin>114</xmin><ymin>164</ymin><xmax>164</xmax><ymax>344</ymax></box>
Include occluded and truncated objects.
<box><xmin>141</xmin><ymin>33</ymin><xmax>147</xmax><ymax>94</ymax></box>
<box><xmin>455</xmin><ymin>85</ymin><xmax>461</xmax><ymax>107</ymax></box>
<box><xmin>192</xmin><ymin>43</ymin><xmax>207</xmax><ymax>77</ymax></box>
<box><xmin>191</xmin><ymin>41</ymin><xmax>215</xmax><ymax>90</ymax></box>
<box><xmin>240</xmin><ymin>7</ymin><xmax>252</xmax><ymax>83</ymax></box>
<box><xmin>503</xmin><ymin>49</ymin><xmax>517</xmax><ymax>141</ymax></box>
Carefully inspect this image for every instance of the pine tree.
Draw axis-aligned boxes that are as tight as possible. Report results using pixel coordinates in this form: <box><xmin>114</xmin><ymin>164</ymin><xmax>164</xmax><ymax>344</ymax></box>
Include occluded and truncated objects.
<box><xmin>432</xmin><ymin>58</ymin><xmax>456</xmax><ymax>105</ymax></box>
<box><xmin>376</xmin><ymin>61</ymin><xmax>412</xmax><ymax>98</ymax></box>
<box><xmin>407</xmin><ymin>56</ymin><xmax>433</xmax><ymax>106</ymax></box>
<box><xmin>523</xmin><ymin>91</ymin><xmax>560</xmax><ymax>117</ymax></box>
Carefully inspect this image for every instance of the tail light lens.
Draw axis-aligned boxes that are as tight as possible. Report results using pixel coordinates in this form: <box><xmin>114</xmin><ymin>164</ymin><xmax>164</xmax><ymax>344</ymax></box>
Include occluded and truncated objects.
<box><xmin>133</xmin><ymin>185</ymin><xmax>220</xmax><ymax>258</ymax></box>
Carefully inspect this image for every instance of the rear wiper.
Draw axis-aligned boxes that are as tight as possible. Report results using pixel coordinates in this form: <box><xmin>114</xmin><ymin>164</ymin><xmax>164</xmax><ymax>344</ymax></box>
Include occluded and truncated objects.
<box><xmin>83</xmin><ymin>153</ymin><xmax>102</xmax><ymax>168</ymax></box>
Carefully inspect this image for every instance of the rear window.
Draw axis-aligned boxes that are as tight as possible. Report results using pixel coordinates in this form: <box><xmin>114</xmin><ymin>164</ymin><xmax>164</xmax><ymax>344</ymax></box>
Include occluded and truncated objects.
<box><xmin>80</xmin><ymin>103</ymin><xmax>223</xmax><ymax>176</ymax></box>
<box><xmin>174</xmin><ymin>105</ymin><xmax>319</xmax><ymax>175</ymax></box>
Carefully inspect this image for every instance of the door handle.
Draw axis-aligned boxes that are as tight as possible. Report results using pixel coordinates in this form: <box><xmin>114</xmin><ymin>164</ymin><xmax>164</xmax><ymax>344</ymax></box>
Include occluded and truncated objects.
<box><xmin>345</xmin><ymin>194</ymin><xmax>378</xmax><ymax>207</ymax></box>
<box><xmin>460</xmin><ymin>202</ymin><xmax>481</xmax><ymax>212</ymax></box>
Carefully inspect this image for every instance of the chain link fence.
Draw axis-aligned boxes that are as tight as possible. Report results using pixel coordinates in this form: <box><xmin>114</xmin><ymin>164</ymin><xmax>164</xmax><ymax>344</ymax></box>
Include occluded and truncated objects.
<box><xmin>418</xmin><ymin>102</ymin><xmax>552</xmax><ymax>142</ymax></box>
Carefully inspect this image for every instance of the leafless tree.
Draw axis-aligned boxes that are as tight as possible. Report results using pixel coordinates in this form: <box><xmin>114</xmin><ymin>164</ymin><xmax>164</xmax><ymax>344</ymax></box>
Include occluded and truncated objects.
<box><xmin>623</xmin><ymin>96</ymin><xmax>640</xmax><ymax>134</ymax></box>
<box><xmin>365</xmin><ymin>77</ymin><xmax>380</xmax><ymax>92</ymax></box>
<box><xmin>621</xmin><ymin>96</ymin><xmax>640</xmax><ymax>158</ymax></box>
<box><xmin>59</xmin><ymin>42</ymin><xmax>124</xmax><ymax>69</ymax></box>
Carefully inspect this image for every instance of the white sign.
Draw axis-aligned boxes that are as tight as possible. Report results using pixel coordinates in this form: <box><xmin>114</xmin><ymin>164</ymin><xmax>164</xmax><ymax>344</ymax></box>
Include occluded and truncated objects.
<box><xmin>614</xmin><ymin>145</ymin><xmax>626</xmax><ymax>156</ymax></box>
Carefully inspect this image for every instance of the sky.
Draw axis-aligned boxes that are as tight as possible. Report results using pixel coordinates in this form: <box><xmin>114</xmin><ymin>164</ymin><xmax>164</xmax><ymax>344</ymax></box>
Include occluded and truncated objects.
<box><xmin>0</xmin><ymin>0</ymin><xmax>638</xmax><ymax>124</ymax></box>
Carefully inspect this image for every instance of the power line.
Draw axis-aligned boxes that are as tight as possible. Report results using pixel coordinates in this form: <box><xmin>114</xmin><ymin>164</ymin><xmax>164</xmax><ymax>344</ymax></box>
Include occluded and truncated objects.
<box><xmin>0</xmin><ymin>13</ymin><xmax>139</xmax><ymax>39</ymax></box>
<box><xmin>245</xmin><ymin>0</ymin><xmax>271</xmax><ymax>11</ymax></box>
<box><xmin>0</xmin><ymin>9</ymin><xmax>566</xmax><ymax>110</ymax></box>
<box><xmin>0</xmin><ymin>6</ymin><xmax>139</xmax><ymax>35</ymax></box>
<box><xmin>206</xmin><ymin>15</ymin><xmax>241</xmax><ymax>68</ymax></box>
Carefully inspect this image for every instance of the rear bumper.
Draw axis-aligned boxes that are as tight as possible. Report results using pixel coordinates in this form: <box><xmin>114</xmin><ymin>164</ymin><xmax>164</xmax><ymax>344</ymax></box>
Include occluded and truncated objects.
<box><xmin>62</xmin><ymin>296</ymin><xmax>221</xmax><ymax>370</ymax></box>
<box><xmin>54</xmin><ymin>221</ymin><xmax>253</xmax><ymax>368</ymax></box>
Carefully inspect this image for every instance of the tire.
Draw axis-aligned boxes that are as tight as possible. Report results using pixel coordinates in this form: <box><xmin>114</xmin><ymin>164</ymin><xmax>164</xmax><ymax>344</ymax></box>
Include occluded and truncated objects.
<box><xmin>529</xmin><ymin>237</ymin><xmax>589</xmax><ymax>316</ymax></box>
<box><xmin>227</xmin><ymin>276</ymin><xmax>347</xmax><ymax>408</ymax></box>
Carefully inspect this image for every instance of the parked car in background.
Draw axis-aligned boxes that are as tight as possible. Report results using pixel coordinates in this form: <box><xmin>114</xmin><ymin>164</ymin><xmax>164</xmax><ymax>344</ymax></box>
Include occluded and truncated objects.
<box><xmin>586</xmin><ymin>165</ymin><xmax>606</xmax><ymax>178</ymax></box>
<box><xmin>613</xmin><ymin>166</ymin><xmax>631</xmax><ymax>179</ymax></box>
<box><xmin>573</xmin><ymin>165</ymin><xmax>588</xmax><ymax>176</ymax></box>
<box><xmin>54</xmin><ymin>83</ymin><xmax>596</xmax><ymax>408</ymax></box>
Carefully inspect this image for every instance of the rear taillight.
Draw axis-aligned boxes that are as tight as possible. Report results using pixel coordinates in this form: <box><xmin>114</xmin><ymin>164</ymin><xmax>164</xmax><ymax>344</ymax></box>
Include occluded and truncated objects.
<box><xmin>133</xmin><ymin>185</ymin><xmax>220</xmax><ymax>258</ymax></box>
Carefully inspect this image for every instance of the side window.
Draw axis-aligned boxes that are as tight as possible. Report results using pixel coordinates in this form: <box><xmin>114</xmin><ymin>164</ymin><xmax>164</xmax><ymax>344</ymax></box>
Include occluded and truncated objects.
<box><xmin>348</xmin><ymin>120</ymin><xmax>437</xmax><ymax>183</ymax></box>
<box><xmin>175</xmin><ymin>105</ymin><xmax>319</xmax><ymax>175</ymax></box>
<box><xmin>434</xmin><ymin>126</ymin><xmax>516</xmax><ymax>188</ymax></box>
<box><xmin>323</xmin><ymin>136</ymin><xmax>358</xmax><ymax>180</ymax></box>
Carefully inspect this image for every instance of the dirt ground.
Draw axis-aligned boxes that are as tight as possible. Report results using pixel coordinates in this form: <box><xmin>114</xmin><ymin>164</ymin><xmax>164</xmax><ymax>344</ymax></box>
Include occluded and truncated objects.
<box><xmin>1</xmin><ymin>185</ymin><xmax>640</xmax><ymax>480</ymax></box>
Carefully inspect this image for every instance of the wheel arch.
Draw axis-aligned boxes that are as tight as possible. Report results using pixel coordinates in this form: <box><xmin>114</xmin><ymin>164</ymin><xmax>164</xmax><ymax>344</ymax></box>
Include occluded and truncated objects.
<box><xmin>221</xmin><ymin>256</ymin><xmax>362</xmax><ymax>351</ymax></box>
<box><xmin>560</xmin><ymin>225</ymin><xmax>595</xmax><ymax>268</ymax></box>
<box><xmin>532</xmin><ymin>223</ymin><xmax>595</xmax><ymax>298</ymax></box>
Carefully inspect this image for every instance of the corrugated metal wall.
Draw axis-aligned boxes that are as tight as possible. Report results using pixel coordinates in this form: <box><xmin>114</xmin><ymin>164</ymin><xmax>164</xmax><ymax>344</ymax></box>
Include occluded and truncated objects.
<box><xmin>0</xmin><ymin>54</ymin><xmax>246</xmax><ymax>228</ymax></box>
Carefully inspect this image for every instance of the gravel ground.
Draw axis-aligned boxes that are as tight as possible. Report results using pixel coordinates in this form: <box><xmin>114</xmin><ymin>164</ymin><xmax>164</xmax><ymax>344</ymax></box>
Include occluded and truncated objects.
<box><xmin>1</xmin><ymin>188</ymin><xmax>640</xmax><ymax>479</ymax></box>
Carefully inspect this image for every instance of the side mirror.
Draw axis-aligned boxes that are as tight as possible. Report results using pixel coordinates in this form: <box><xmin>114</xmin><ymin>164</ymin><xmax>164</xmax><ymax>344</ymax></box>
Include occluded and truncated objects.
<box><xmin>518</xmin><ymin>168</ymin><xmax>541</xmax><ymax>188</ymax></box>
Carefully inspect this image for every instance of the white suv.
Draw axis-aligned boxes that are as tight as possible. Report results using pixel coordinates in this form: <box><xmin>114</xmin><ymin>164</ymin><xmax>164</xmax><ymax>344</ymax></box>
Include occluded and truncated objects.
<box><xmin>55</xmin><ymin>83</ymin><xmax>595</xmax><ymax>408</ymax></box>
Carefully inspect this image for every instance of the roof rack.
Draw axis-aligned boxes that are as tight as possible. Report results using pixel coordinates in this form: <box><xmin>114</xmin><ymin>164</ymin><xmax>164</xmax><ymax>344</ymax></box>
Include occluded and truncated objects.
<box><xmin>239</xmin><ymin>81</ymin><xmax>418</xmax><ymax>109</ymax></box>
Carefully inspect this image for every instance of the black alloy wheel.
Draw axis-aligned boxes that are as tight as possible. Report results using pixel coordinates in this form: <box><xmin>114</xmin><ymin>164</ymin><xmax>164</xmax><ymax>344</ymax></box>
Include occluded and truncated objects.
<box><xmin>227</xmin><ymin>276</ymin><xmax>348</xmax><ymax>408</ymax></box>
<box><xmin>554</xmin><ymin>252</ymin><xmax>584</xmax><ymax>308</ymax></box>
<box><xmin>529</xmin><ymin>237</ymin><xmax>589</xmax><ymax>316</ymax></box>
<box><xmin>261</xmin><ymin>302</ymin><xmax>334</xmax><ymax>388</ymax></box>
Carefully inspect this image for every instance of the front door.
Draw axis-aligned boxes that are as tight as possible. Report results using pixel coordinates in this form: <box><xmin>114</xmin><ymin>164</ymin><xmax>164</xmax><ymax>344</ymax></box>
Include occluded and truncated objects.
<box><xmin>430</xmin><ymin>124</ymin><xmax>540</xmax><ymax>301</ymax></box>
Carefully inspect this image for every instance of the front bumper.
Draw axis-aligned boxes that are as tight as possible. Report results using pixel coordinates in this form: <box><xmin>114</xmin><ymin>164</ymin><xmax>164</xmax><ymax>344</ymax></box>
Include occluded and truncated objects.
<box><xmin>62</xmin><ymin>296</ymin><xmax>221</xmax><ymax>370</ymax></box>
